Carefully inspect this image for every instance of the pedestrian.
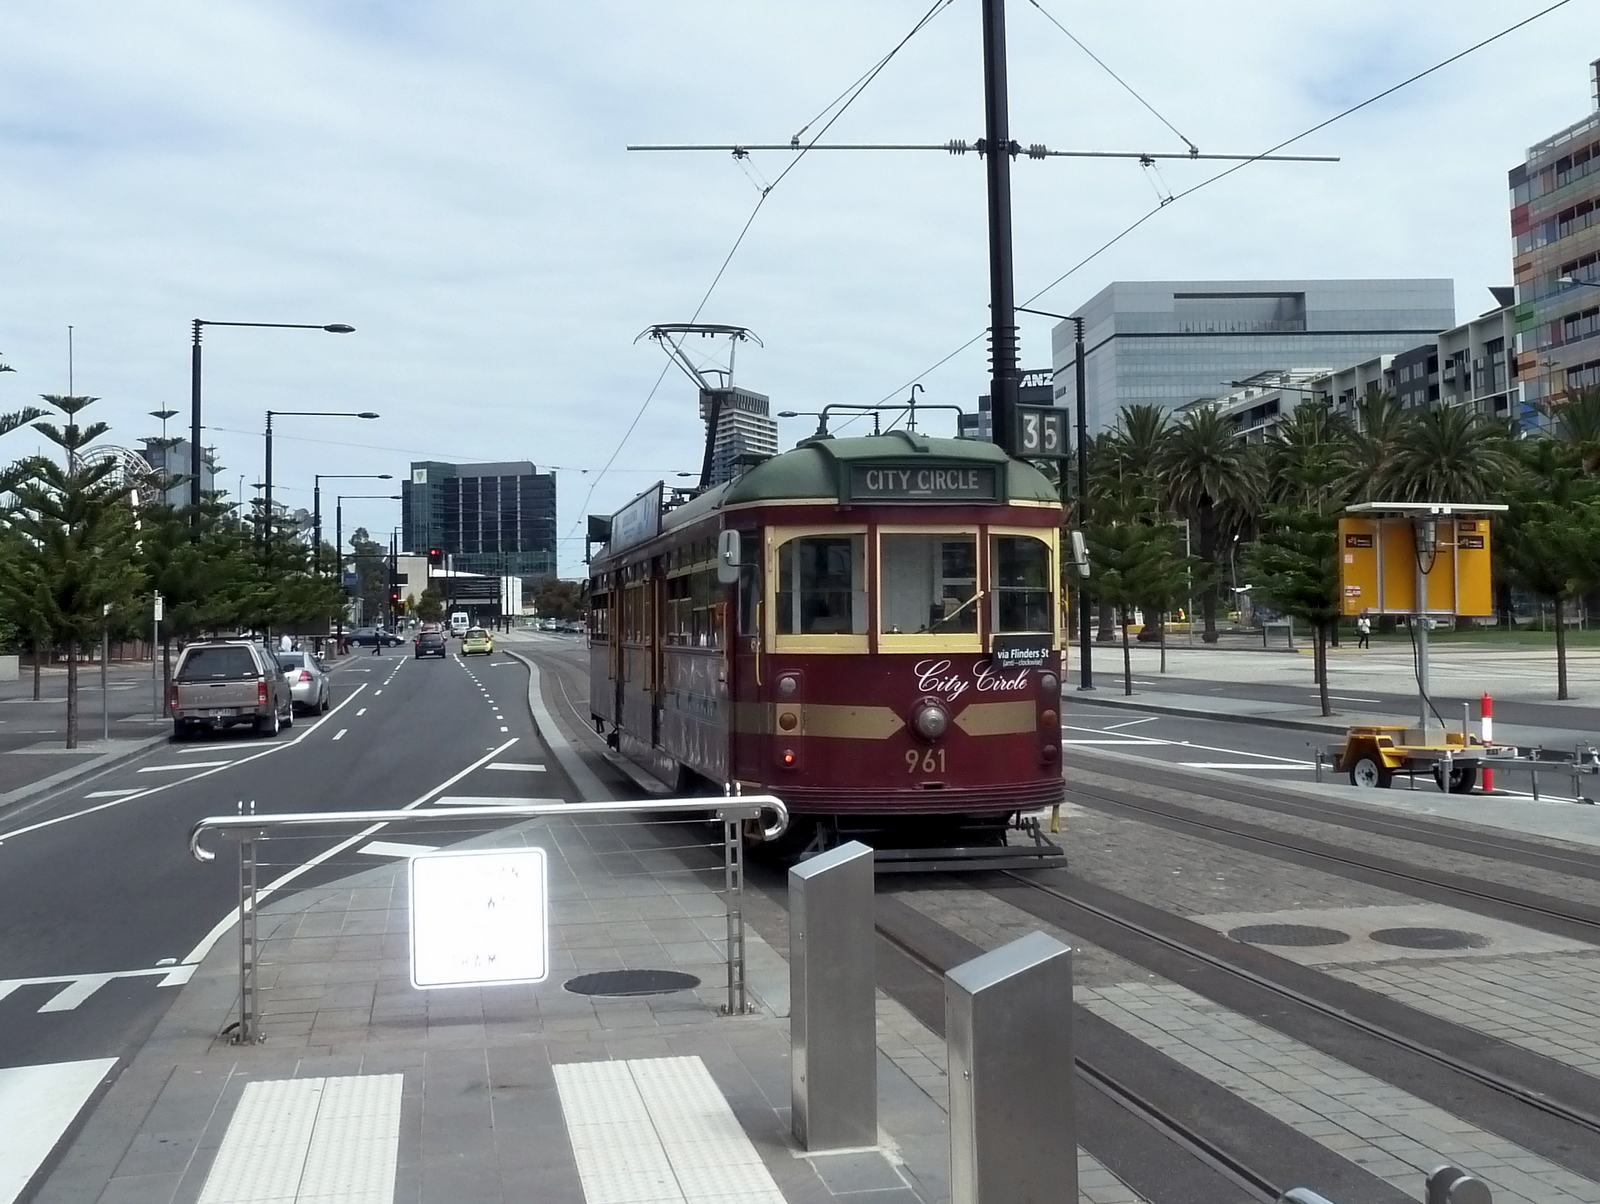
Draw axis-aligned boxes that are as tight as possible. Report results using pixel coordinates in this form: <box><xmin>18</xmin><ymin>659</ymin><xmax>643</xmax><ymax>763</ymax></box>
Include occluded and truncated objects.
<box><xmin>372</xmin><ymin>630</ymin><xmax>383</xmax><ymax>655</ymax></box>
<box><xmin>1356</xmin><ymin>613</ymin><xmax>1371</xmax><ymax>649</ymax></box>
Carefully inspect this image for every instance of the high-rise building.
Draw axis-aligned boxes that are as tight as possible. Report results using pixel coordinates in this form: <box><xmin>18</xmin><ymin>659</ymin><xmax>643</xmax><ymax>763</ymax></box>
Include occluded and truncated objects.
<box><xmin>402</xmin><ymin>460</ymin><xmax>556</xmax><ymax>582</ymax></box>
<box><xmin>1050</xmin><ymin>279</ymin><xmax>1456</xmax><ymax>433</ymax></box>
<box><xmin>699</xmin><ymin>388</ymin><xmax>777</xmax><ymax>486</ymax></box>
<box><xmin>1510</xmin><ymin>58</ymin><xmax>1600</xmax><ymax>419</ymax></box>
<box><xmin>137</xmin><ymin>437</ymin><xmax>217</xmax><ymax>508</ymax></box>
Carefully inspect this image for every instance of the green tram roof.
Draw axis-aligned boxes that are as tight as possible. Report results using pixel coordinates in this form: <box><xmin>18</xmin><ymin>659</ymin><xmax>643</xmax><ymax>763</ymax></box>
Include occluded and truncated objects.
<box><xmin>662</xmin><ymin>431</ymin><xmax>1060</xmax><ymax>534</ymax></box>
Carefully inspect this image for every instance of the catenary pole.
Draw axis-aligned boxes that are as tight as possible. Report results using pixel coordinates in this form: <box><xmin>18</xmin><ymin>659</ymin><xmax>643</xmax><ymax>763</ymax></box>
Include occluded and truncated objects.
<box><xmin>981</xmin><ymin>0</ymin><xmax>1019</xmax><ymax>457</ymax></box>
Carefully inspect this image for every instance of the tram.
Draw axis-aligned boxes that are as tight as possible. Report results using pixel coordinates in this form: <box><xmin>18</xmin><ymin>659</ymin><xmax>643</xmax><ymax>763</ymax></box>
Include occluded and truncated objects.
<box><xmin>587</xmin><ymin>427</ymin><xmax>1064</xmax><ymax>856</ymax></box>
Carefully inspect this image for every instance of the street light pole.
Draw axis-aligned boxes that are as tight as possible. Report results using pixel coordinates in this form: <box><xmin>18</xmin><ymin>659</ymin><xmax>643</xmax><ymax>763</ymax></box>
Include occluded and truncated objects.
<box><xmin>261</xmin><ymin>410</ymin><xmax>380</xmax><ymax>561</ymax></box>
<box><xmin>334</xmin><ymin>493</ymin><xmax>402</xmax><ymax>652</ymax></box>
<box><xmin>313</xmin><ymin>474</ymin><xmax>391</xmax><ymax>576</ymax></box>
<box><xmin>981</xmin><ymin>0</ymin><xmax>1020</xmax><ymax>457</ymax></box>
<box><xmin>188</xmin><ymin>319</ymin><xmax>355</xmax><ymax>528</ymax></box>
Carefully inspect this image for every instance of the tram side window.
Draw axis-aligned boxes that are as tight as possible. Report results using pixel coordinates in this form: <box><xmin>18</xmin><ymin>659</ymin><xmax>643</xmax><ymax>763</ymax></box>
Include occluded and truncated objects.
<box><xmin>991</xmin><ymin>535</ymin><xmax>1053</xmax><ymax>633</ymax></box>
<box><xmin>880</xmin><ymin>534</ymin><xmax>978</xmax><ymax>634</ymax></box>
<box><xmin>777</xmin><ymin>536</ymin><xmax>866</xmax><ymax>635</ymax></box>
<box><xmin>590</xmin><ymin>589</ymin><xmax>610</xmax><ymax>641</ymax></box>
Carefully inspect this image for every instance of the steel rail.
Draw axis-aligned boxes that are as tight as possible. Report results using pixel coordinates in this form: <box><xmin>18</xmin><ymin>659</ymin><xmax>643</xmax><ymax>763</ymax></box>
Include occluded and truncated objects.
<box><xmin>999</xmin><ymin>868</ymin><xmax>1600</xmax><ymax>1139</ymax></box>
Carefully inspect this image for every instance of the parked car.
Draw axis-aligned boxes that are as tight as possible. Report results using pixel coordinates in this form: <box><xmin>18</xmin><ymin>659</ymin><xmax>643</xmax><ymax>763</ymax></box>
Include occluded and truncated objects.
<box><xmin>169</xmin><ymin>640</ymin><xmax>293</xmax><ymax>739</ymax></box>
<box><xmin>350</xmin><ymin>626</ymin><xmax>404</xmax><ymax>647</ymax></box>
<box><xmin>461</xmin><ymin>627</ymin><xmax>494</xmax><ymax>656</ymax></box>
<box><xmin>276</xmin><ymin>651</ymin><xmax>332</xmax><ymax>715</ymax></box>
<box><xmin>415</xmin><ymin>631</ymin><xmax>447</xmax><ymax>659</ymax></box>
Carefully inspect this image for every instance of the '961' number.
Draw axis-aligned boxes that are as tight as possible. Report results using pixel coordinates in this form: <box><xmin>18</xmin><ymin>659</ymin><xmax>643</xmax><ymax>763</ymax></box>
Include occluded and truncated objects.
<box><xmin>905</xmin><ymin>749</ymin><xmax>947</xmax><ymax>774</ymax></box>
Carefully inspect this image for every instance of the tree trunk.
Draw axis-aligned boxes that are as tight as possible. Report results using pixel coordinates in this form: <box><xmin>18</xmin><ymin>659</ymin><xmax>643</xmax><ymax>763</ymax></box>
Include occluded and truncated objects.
<box><xmin>65</xmin><ymin>638</ymin><xmax>78</xmax><ymax>749</ymax></box>
<box><xmin>1120</xmin><ymin>611</ymin><xmax>1133</xmax><ymax>696</ymax></box>
<box><xmin>31</xmin><ymin>636</ymin><xmax>42</xmax><ymax>701</ymax></box>
<box><xmin>1159</xmin><ymin>617</ymin><xmax>1167</xmax><ymax>674</ymax></box>
<box><xmin>1136</xmin><ymin>610</ymin><xmax>1163</xmax><ymax>643</ymax></box>
<box><xmin>1495</xmin><ymin>579</ymin><xmax>1514</xmax><ymax>630</ymax></box>
<box><xmin>162</xmin><ymin>636</ymin><xmax>173</xmax><ymax>706</ymax></box>
<box><xmin>1096</xmin><ymin>600</ymin><xmax>1116</xmax><ymax>643</ymax></box>
<box><xmin>1315</xmin><ymin>622</ymin><xmax>1331</xmax><ymax>717</ymax></box>
<box><xmin>1199</xmin><ymin>504</ymin><xmax>1220</xmax><ymax>644</ymax></box>
<box><xmin>1556</xmin><ymin>595</ymin><xmax>1570</xmax><ymax>701</ymax></box>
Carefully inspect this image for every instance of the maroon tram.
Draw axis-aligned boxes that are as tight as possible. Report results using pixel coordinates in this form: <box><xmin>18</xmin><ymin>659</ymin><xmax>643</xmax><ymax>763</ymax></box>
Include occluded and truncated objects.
<box><xmin>587</xmin><ymin>429</ymin><xmax>1064</xmax><ymax>854</ymax></box>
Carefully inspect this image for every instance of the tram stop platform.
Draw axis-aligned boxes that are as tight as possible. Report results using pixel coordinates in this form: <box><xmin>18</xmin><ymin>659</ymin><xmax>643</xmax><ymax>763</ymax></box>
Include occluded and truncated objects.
<box><xmin>27</xmin><ymin>811</ymin><xmax>1146</xmax><ymax>1204</ymax></box>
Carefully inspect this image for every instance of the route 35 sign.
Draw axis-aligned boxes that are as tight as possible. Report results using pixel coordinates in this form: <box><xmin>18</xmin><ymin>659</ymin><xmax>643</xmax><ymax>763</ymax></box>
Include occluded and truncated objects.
<box><xmin>1014</xmin><ymin>404</ymin><xmax>1067</xmax><ymax>459</ymax></box>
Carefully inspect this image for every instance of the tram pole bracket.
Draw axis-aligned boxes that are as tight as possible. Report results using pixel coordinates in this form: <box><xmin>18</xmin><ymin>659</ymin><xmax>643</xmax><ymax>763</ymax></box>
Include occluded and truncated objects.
<box><xmin>789</xmin><ymin>840</ymin><xmax>877</xmax><ymax>1151</ymax></box>
<box><xmin>946</xmin><ymin>930</ymin><xmax>1077</xmax><ymax>1204</ymax></box>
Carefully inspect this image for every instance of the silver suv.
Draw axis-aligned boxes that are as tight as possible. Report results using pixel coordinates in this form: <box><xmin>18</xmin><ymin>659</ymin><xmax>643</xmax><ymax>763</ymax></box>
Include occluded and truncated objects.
<box><xmin>169</xmin><ymin>640</ymin><xmax>295</xmax><ymax>739</ymax></box>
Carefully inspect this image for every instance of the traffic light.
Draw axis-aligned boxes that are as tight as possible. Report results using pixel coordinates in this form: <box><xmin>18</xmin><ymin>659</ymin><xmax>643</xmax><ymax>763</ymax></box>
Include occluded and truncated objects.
<box><xmin>428</xmin><ymin>547</ymin><xmax>444</xmax><ymax>566</ymax></box>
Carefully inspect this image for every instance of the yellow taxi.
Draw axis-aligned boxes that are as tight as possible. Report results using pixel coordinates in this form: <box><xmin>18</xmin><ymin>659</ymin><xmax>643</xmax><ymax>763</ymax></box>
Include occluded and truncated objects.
<box><xmin>461</xmin><ymin>627</ymin><xmax>495</xmax><ymax>656</ymax></box>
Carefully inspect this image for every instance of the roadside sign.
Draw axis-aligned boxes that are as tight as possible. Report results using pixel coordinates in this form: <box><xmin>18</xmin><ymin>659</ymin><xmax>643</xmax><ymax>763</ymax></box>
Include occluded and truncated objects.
<box><xmin>409</xmin><ymin>847</ymin><xmax>548</xmax><ymax>989</ymax></box>
<box><xmin>1338</xmin><ymin>514</ymin><xmax>1494</xmax><ymax>617</ymax></box>
<box><xmin>1013</xmin><ymin>404</ymin><xmax>1068</xmax><ymax>459</ymax></box>
<box><xmin>153</xmin><ymin>592</ymin><xmax>164</xmax><ymax>622</ymax></box>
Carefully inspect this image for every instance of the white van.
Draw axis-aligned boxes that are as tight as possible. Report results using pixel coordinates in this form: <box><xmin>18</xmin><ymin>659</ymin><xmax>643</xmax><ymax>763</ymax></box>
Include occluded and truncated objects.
<box><xmin>449</xmin><ymin>612</ymin><xmax>471</xmax><ymax>637</ymax></box>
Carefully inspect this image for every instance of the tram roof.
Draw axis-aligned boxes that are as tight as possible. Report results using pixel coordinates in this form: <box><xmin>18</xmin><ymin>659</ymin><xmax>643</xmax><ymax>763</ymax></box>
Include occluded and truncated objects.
<box><xmin>663</xmin><ymin>431</ymin><xmax>1060</xmax><ymax>531</ymax></box>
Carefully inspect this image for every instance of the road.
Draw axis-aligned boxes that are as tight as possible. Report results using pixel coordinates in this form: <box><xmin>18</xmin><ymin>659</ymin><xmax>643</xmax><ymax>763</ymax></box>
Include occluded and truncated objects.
<box><xmin>0</xmin><ymin>642</ymin><xmax>565</xmax><ymax>1082</ymax></box>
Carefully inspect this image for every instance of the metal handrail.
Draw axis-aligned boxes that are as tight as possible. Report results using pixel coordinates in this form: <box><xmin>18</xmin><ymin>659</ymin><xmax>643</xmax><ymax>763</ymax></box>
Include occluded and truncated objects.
<box><xmin>189</xmin><ymin>793</ymin><xmax>789</xmax><ymax>1042</ymax></box>
<box><xmin>189</xmin><ymin>796</ymin><xmax>790</xmax><ymax>862</ymax></box>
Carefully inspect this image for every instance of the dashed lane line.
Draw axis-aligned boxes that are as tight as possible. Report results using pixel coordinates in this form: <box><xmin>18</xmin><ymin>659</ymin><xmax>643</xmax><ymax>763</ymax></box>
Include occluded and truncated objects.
<box><xmin>0</xmin><ymin>685</ymin><xmax>369</xmax><ymax>844</ymax></box>
<box><xmin>332</xmin><ymin>729</ymin><xmax>348</xmax><ymax>741</ymax></box>
<box><xmin>138</xmin><ymin>761</ymin><xmax>229</xmax><ymax>773</ymax></box>
<box><xmin>356</xmin><ymin>708</ymin><xmax>367</xmax><ymax>716</ymax></box>
<box><xmin>487</xmin><ymin>762</ymin><xmax>545</xmax><ymax>772</ymax></box>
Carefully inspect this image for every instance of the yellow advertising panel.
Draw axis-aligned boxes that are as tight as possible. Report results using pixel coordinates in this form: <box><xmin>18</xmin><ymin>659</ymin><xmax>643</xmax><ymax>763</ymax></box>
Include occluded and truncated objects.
<box><xmin>1338</xmin><ymin>516</ymin><xmax>1493</xmax><ymax>617</ymax></box>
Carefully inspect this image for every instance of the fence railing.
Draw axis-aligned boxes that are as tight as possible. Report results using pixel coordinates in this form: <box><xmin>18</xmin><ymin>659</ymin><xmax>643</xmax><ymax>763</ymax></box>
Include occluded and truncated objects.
<box><xmin>189</xmin><ymin>795</ymin><xmax>788</xmax><ymax>1043</ymax></box>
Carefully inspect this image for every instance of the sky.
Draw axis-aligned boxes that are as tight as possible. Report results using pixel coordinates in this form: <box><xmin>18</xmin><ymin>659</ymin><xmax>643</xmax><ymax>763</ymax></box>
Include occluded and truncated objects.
<box><xmin>1</xmin><ymin>1</ymin><xmax>1595</xmax><ymax>576</ymax></box>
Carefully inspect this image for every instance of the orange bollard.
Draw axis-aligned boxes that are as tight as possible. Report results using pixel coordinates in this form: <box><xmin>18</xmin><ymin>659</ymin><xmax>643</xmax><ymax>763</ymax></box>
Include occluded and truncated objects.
<box><xmin>1481</xmin><ymin>692</ymin><xmax>1494</xmax><ymax>793</ymax></box>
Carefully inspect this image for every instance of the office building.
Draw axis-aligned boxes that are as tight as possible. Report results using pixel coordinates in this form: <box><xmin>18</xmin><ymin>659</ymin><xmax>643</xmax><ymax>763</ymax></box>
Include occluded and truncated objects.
<box><xmin>1510</xmin><ymin>58</ymin><xmax>1600</xmax><ymax>417</ymax></box>
<box><xmin>1050</xmin><ymin>279</ymin><xmax>1456</xmax><ymax>433</ymax></box>
<box><xmin>958</xmin><ymin>369</ymin><xmax>1055</xmax><ymax>441</ymax></box>
<box><xmin>402</xmin><ymin>460</ymin><xmax>556</xmax><ymax>581</ymax></box>
<box><xmin>699</xmin><ymin>388</ymin><xmax>778</xmax><ymax>486</ymax></box>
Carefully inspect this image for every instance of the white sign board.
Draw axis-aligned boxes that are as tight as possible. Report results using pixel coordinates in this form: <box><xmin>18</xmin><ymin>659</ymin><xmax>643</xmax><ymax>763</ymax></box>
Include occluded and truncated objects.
<box><xmin>409</xmin><ymin>847</ymin><xmax>548</xmax><ymax>989</ymax></box>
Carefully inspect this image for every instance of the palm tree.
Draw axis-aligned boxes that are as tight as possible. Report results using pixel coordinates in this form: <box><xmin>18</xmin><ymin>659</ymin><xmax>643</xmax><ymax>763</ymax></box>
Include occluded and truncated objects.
<box><xmin>1376</xmin><ymin>405</ymin><xmax>1517</xmax><ymax>503</ymax></box>
<box><xmin>1099</xmin><ymin>405</ymin><xmax>1175</xmax><ymax>642</ymax></box>
<box><xmin>1158</xmin><ymin>407</ymin><xmax>1264</xmax><ymax>642</ymax></box>
<box><xmin>1343</xmin><ymin>389</ymin><xmax>1406</xmax><ymax>502</ymax></box>
<box><xmin>1266</xmin><ymin>399</ymin><xmax>1352</xmax><ymax>512</ymax></box>
<box><xmin>1541</xmin><ymin>386</ymin><xmax>1600</xmax><ymax>476</ymax></box>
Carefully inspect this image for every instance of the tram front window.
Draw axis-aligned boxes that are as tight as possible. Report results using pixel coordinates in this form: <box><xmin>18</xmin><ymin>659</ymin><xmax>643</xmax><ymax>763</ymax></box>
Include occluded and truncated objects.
<box><xmin>991</xmin><ymin>535</ymin><xmax>1053</xmax><ymax>632</ymax></box>
<box><xmin>777</xmin><ymin>536</ymin><xmax>865</xmax><ymax>635</ymax></box>
<box><xmin>880</xmin><ymin>534</ymin><xmax>978</xmax><ymax>634</ymax></box>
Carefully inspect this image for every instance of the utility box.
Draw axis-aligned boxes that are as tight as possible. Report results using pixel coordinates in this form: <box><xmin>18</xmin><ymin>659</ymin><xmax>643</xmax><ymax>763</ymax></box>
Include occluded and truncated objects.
<box><xmin>1339</xmin><ymin>506</ymin><xmax>1498</xmax><ymax>618</ymax></box>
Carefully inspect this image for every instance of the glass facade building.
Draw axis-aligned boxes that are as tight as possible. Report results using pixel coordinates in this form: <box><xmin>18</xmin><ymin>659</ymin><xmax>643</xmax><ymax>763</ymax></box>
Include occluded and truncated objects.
<box><xmin>1510</xmin><ymin>58</ymin><xmax>1600</xmax><ymax>421</ymax></box>
<box><xmin>1050</xmin><ymin>280</ymin><xmax>1456</xmax><ymax>433</ymax></box>
<box><xmin>402</xmin><ymin>460</ymin><xmax>556</xmax><ymax>582</ymax></box>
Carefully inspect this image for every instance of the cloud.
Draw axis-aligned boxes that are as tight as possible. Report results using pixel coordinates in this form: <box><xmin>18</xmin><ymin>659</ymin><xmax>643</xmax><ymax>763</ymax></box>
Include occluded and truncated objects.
<box><xmin>0</xmin><ymin>0</ymin><xmax>1592</xmax><ymax>572</ymax></box>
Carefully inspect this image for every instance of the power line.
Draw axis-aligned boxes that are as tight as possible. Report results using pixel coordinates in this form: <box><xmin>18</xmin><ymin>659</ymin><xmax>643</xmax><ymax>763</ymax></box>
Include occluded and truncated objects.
<box><xmin>1024</xmin><ymin>0</ymin><xmax>1197</xmax><ymax>155</ymax></box>
<box><xmin>871</xmin><ymin>0</ymin><xmax>1578</xmax><ymax>409</ymax></box>
<box><xmin>565</xmin><ymin>0</ymin><xmax>956</xmax><ymax>544</ymax></box>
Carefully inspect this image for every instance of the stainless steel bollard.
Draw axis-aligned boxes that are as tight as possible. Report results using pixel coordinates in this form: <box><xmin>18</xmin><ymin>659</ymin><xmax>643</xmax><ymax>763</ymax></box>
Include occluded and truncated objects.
<box><xmin>946</xmin><ymin>931</ymin><xmax>1076</xmax><ymax>1204</ymax></box>
<box><xmin>789</xmin><ymin>840</ymin><xmax>876</xmax><ymax>1151</ymax></box>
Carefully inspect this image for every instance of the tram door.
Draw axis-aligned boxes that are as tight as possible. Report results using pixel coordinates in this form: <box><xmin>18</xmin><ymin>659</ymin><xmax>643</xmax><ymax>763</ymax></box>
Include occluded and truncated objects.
<box><xmin>729</xmin><ymin>532</ymin><xmax>764</xmax><ymax>785</ymax></box>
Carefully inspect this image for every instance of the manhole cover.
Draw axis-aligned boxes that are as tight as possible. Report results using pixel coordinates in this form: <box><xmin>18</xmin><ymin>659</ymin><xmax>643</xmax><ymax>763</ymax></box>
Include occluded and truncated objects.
<box><xmin>1228</xmin><ymin>924</ymin><xmax>1351</xmax><ymax>947</ymax></box>
<box><xmin>1370</xmin><ymin>927</ymin><xmax>1489</xmax><ymax>951</ymax></box>
<box><xmin>564</xmin><ymin>970</ymin><xmax>702</xmax><ymax>997</ymax></box>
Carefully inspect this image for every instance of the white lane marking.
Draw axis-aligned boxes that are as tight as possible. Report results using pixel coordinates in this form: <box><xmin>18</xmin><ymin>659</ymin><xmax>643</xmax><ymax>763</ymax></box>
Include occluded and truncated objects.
<box><xmin>1316</xmin><ymin>694</ymin><xmax>1382</xmax><ymax>703</ymax></box>
<box><xmin>488</xmin><ymin>763</ymin><xmax>546</xmax><ymax>772</ymax></box>
<box><xmin>356</xmin><ymin>708</ymin><xmax>367</xmax><ymax>716</ymax></box>
<box><xmin>1179</xmin><ymin>762</ymin><xmax>1315</xmax><ymax>770</ymax></box>
<box><xmin>138</xmin><ymin>761</ymin><xmax>229</xmax><ymax>772</ymax></box>
<box><xmin>332</xmin><ymin>729</ymin><xmax>348</xmax><ymax>741</ymax></box>
<box><xmin>500</xmin><ymin>726</ymin><xmax>509</xmax><ymax>732</ymax></box>
<box><xmin>374</xmin><ymin>690</ymin><xmax>383</xmax><ymax>696</ymax></box>
<box><xmin>1104</xmin><ymin>716</ymin><xmax>1160</xmax><ymax>730</ymax></box>
<box><xmin>84</xmin><ymin>789</ymin><xmax>140</xmax><ymax>798</ymax></box>
<box><xmin>432</xmin><ymin>796</ymin><xmax>565</xmax><ymax>807</ymax></box>
<box><xmin>0</xmin><ymin>965</ymin><xmax>191</xmax><ymax>1013</ymax></box>
<box><xmin>555</xmin><ymin>1056</ymin><xmax>785</xmax><ymax>1204</ymax></box>
<box><xmin>197</xmin><ymin>1075</ymin><xmax>403</xmax><ymax>1204</ymax></box>
<box><xmin>360</xmin><ymin>840</ymin><xmax>439</xmax><ymax>858</ymax></box>
<box><xmin>1062</xmin><ymin>738</ymin><xmax>1166</xmax><ymax>746</ymax></box>
<box><xmin>1062</xmin><ymin>723</ymin><xmax>1311</xmax><ymax>766</ymax></box>
<box><xmin>0</xmin><ymin>686</ymin><xmax>369</xmax><ymax>844</ymax></box>
<box><xmin>173</xmin><ymin>736</ymin><xmax>521</xmax><ymax>975</ymax></box>
<box><xmin>0</xmin><ymin>1059</ymin><xmax>119</xmax><ymax>1204</ymax></box>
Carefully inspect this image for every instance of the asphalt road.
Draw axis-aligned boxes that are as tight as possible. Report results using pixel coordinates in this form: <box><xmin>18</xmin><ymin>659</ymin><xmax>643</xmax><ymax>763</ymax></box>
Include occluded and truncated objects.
<box><xmin>0</xmin><ymin>642</ymin><xmax>563</xmax><ymax>1073</ymax></box>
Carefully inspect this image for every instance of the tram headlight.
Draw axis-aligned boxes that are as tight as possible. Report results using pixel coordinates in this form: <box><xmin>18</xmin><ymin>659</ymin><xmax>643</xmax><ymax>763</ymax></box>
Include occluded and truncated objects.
<box><xmin>777</xmin><ymin>673</ymin><xmax>801</xmax><ymax>698</ymax></box>
<box><xmin>911</xmin><ymin>699</ymin><xmax>949</xmax><ymax>742</ymax></box>
<box><xmin>1038</xmin><ymin>671</ymin><xmax>1060</xmax><ymax>695</ymax></box>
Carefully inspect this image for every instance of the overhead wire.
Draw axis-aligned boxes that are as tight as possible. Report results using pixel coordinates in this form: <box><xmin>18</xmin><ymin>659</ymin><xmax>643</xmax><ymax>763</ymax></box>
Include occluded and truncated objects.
<box><xmin>563</xmin><ymin>0</ymin><xmax>956</xmax><ymax>549</ymax></box>
<box><xmin>1024</xmin><ymin>0</ymin><xmax>1197</xmax><ymax>155</ymax></box>
<box><xmin>865</xmin><ymin>0</ymin><xmax>1577</xmax><ymax>412</ymax></box>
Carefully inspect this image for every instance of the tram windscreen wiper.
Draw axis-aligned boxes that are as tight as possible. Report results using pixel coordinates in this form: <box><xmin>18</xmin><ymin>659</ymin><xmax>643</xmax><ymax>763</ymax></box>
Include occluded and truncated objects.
<box><xmin>921</xmin><ymin>591</ymin><xmax>982</xmax><ymax>633</ymax></box>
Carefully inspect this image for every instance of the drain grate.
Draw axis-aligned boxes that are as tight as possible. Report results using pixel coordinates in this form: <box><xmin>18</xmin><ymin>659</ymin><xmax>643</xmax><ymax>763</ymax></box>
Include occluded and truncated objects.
<box><xmin>1370</xmin><ymin>927</ymin><xmax>1489</xmax><ymax>951</ymax></box>
<box><xmin>564</xmin><ymin>969</ymin><xmax>702</xmax><ymax>997</ymax></box>
<box><xmin>1228</xmin><ymin>923</ymin><xmax>1351</xmax><ymax>947</ymax></box>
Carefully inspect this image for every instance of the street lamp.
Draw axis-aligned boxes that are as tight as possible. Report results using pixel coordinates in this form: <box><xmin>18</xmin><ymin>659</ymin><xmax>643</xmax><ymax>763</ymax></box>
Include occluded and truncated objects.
<box><xmin>190</xmin><ymin>319</ymin><xmax>355</xmax><ymax>523</ymax></box>
<box><xmin>313</xmin><ymin>473</ymin><xmax>392</xmax><ymax>575</ymax></box>
<box><xmin>262</xmin><ymin>410</ymin><xmax>379</xmax><ymax>554</ymax></box>
<box><xmin>334</xmin><ymin>494</ymin><xmax>402</xmax><ymax>650</ymax></box>
<box><xmin>1559</xmin><ymin>273</ymin><xmax>1600</xmax><ymax>290</ymax></box>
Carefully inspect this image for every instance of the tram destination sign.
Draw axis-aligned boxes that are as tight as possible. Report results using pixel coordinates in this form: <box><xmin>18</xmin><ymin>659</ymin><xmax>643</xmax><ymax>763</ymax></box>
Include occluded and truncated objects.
<box><xmin>847</xmin><ymin>463</ymin><xmax>1000</xmax><ymax>503</ymax></box>
<box><xmin>991</xmin><ymin>633</ymin><xmax>1052</xmax><ymax>669</ymax></box>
